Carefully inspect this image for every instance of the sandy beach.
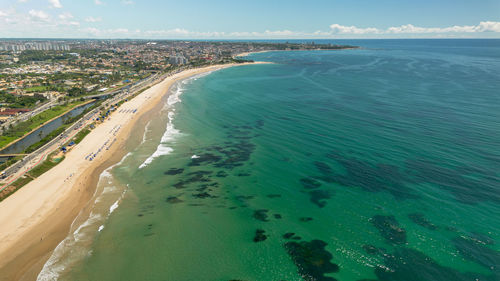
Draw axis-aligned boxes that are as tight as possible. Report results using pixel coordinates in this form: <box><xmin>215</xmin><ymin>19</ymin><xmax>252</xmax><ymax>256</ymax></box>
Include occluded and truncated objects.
<box><xmin>234</xmin><ymin>50</ymin><xmax>273</xmax><ymax>58</ymax></box>
<box><xmin>0</xmin><ymin>63</ymin><xmax>262</xmax><ymax>281</ymax></box>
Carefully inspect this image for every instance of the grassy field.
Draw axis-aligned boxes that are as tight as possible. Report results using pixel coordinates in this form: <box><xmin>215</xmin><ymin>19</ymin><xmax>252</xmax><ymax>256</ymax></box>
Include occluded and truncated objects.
<box><xmin>71</xmin><ymin>126</ymin><xmax>91</xmax><ymax>145</ymax></box>
<box><xmin>24</xmin><ymin>85</ymin><xmax>51</xmax><ymax>93</ymax></box>
<box><xmin>0</xmin><ymin>100</ymin><xmax>86</xmax><ymax>149</ymax></box>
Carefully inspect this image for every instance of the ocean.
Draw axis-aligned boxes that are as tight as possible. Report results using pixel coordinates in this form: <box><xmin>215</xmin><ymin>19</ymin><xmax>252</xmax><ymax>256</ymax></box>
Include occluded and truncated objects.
<box><xmin>38</xmin><ymin>39</ymin><xmax>500</xmax><ymax>281</ymax></box>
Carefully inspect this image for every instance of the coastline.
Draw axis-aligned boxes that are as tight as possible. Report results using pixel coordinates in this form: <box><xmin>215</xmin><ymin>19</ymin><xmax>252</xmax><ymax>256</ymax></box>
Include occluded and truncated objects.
<box><xmin>234</xmin><ymin>47</ymin><xmax>359</xmax><ymax>58</ymax></box>
<box><xmin>0</xmin><ymin>62</ymin><xmax>266</xmax><ymax>281</ymax></box>
<box><xmin>234</xmin><ymin>50</ymin><xmax>274</xmax><ymax>57</ymax></box>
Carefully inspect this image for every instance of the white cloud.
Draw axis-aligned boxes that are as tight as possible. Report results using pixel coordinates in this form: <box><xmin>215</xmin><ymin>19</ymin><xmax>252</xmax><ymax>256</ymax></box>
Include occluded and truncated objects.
<box><xmin>264</xmin><ymin>30</ymin><xmax>295</xmax><ymax>36</ymax></box>
<box><xmin>18</xmin><ymin>0</ymin><xmax>28</xmax><ymax>3</ymax></box>
<box><xmin>114</xmin><ymin>28</ymin><xmax>129</xmax><ymax>33</ymax></box>
<box><xmin>28</xmin><ymin>9</ymin><xmax>50</xmax><ymax>21</ymax></box>
<box><xmin>121</xmin><ymin>0</ymin><xmax>133</xmax><ymax>5</ymax></box>
<box><xmin>81</xmin><ymin>27</ymin><xmax>100</xmax><ymax>36</ymax></box>
<box><xmin>328</xmin><ymin>22</ymin><xmax>500</xmax><ymax>35</ymax></box>
<box><xmin>477</xmin><ymin>21</ymin><xmax>500</xmax><ymax>32</ymax></box>
<box><xmin>58</xmin><ymin>12</ymin><xmax>73</xmax><ymax>20</ymax></box>
<box><xmin>330</xmin><ymin>24</ymin><xmax>380</xmax><ymax>34</ymax></box>
<box><xmin>85</xmin><ymin>16</ymin><xmax>102</xmax><ymax>22</ymax></box>
<box><xmin>94</xmin><ymin>0</ymin><xmax>104</xmax><ymax>5</ymax></box>
<box><xmin>386</xmin><ymin>22</ymin><xmax>500</xmax><ymax>34</ymax></box>
<box><xmin>0</xmin><ymin>11</ymin><xmax>8</xmax><ymax>17</ymax></box>
<box><xmin>66</xmin><ymin>21</ymin><xmax>79</xmax><ymax>26</ymax></box>
<box><xmin>49</xmin><ymin>0</ymin><xmax>62</xmax><ymax>9</ymax></box>
<box><xmin>55</xmin><ymin>12</ymin><xmax>79</xmax><ymax>26</ymax></box>
<box><xmin>80</xmin><ymin>27</ymin><xmax>130</xmax><ymax>37</ymax></box>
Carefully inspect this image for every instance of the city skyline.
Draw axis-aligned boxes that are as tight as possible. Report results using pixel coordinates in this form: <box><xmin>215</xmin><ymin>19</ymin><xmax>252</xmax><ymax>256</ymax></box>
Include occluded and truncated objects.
<box><xmin>0</xmin><ymin>0</ymin><xmax>499</xmax><ymax>39</ymax></box>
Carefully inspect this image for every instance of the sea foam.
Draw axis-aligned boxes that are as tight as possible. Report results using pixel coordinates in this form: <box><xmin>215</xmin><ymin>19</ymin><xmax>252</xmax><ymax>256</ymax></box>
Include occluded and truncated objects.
<box><xmin>139</xmin><ymin>84</ymin><xmax>184</xmax><ymax>169</ymax></box>
<box><xmin>37</xmin><ymin>153</ymin><xmax>131</xmax><ymax>281</ymax></box>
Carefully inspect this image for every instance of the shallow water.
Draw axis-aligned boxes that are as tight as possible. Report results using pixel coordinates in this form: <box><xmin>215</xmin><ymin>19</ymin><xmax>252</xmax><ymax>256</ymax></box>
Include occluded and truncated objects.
<box><xmin>42</xmin><ymin>39</ymin><xmax>500</xmax><ymax>281</ymax></box>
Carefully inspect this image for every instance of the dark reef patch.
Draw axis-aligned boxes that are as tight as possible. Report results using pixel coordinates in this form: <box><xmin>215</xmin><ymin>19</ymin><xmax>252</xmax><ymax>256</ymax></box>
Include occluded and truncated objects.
<box><xmin>408</xmin><ymin>213</ymin><xmax>438</xmax><ymax>230</ymax></box>
<box><xmin>362</xmin><ymin>244</ymin><xmax>380</xmax><ymax>255</ymax></box>
<box><xmin>300</xmin><ymin>177</ymin><xmax>322</xmax><ymax>189</ymax></box>
<box><xmin>375</xmin><ymin>248</ymin><xmax>496</xmax><ymax>281</ymax></box>
<box><xmin>253</xmin><ymin>229</ymin><xmax>268</xmax><ymax>242</ymax></box>
<box><xmin>192</xmin><ymin>192</ymin><xmax>217</xmax><ymax>199</ymax></box>
<box><xmin>255</xmin><ymin>119</ymin><xmax>264</xmax><ymax>128</ymax></box>
<box><xmin>164</xmin><ymin>168</ymin><xmax>184</xmax><ymax>175</ymax></box>
<box><xmin>309</xmin><ymin>190</ymin><xmax>332</xmax><ymax>208</ymax></box>
<box><xmin>166</xmin><ymin>196</ymin><xmax>183</xmax><ymax>204</ymax></box>
<box><xmin>452</xmin><ymin>236</ymin><xmax>500</xmax><ymax>273</ymax></box>
<box><xmin>283</xmin><ymin>232</ymin><xmax>303</xmax><ymax>240</ymax></box>
<box><xmin>284</xmin><ymin>239</ymin><xmax>339</xmax><ymax>281</ymax></box>
<box><xmin>326</xmin><ymin>152</ymin><xmax>416</xmax><ymax>199</ymax></box>
<box><xmin>406</xmin><ymin>159</ymin><xmax>500</xmax><ymax>204</ymax></box>
<box><xmin>216</xmin><ymin>171</ymin><xmax>228</xmax><ymax>177</ymax></box>
<box><xmin>172</xmin><ymin>171</ymin><xmax>213</xmax><ymax>189</ymax></box>
<box><xmin>188</xmin><ymin>126</ymin><xmax>258</xmax><ymax>172</ymax></box>
<box><xmin>274</xmin><ymin>214</ymin><xmax>282</xmax><ymax>219</ymax></box>
<box><xmin>253</xmin><ymin>209</ymin><xmax>269</xmax><ymax>222</ymax></box>
<box><xmin>196</xmin><ymin>182</ymin><xmax>218</xmax><ymax>192</ymax></box>
<box><xmin>187</xmin><ymin>170</ymin><xmax>213</xmax><ymax>176</ymax></box>
<box><xmin>235</xmin><ymin>195</ymin><xmax>254</xmax><ymax>207</ymax></box>
<box><xmin>444</xmin><ymin>226</ymin><xmax>459</xmax><ymax>232</ymax></box>
<box><xmin>300</xmin><ymin>217</ymin><xmax>313</xmax><ymax>222</ymax></box>
<box><xmin>371</xmin><ymin>215</ymin><xmax>406</xmax><ymax>245</ymax></box>
<box><xmin>138</xmin><ymin>202</ymin><xmax>155</xmax><ymax>215</ymax></box>
<box><xmin>315</xmin><ymin>161</ymin><xmax>333</xmax><ymax>175</ymax></box>
<box><xmin>173</xmin><ymin>181</ymin><xmax>186</xmax><ymax>189</ymax></box>
<box><xmin>469</xmin><ymin>232</ymin><xmax>495</xmax><ymax>245</ymax></box>
<box><xmin>213</xmin><ymin>141</ymin><xmax>256</xmax><ymax>169</ymax></box>
<box><xmin>266</xmin><ymin>194</ymin><xmax>282</xmax><ymax>198</ymax></box>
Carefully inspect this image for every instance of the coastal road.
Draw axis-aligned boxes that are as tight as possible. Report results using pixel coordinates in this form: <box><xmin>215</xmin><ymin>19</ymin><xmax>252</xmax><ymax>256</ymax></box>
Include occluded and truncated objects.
<box><xmin>0</xmin><ymin>72</ymin><xmax>164</xmax><ymax>190</ymax></box>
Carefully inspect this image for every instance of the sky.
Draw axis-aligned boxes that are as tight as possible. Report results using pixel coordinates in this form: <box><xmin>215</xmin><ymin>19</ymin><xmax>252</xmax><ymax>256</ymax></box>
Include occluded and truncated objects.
<box><xmin>0</xmin><ymin>0</ymin><xmax>499</xmax><ymax>39</ymax></box>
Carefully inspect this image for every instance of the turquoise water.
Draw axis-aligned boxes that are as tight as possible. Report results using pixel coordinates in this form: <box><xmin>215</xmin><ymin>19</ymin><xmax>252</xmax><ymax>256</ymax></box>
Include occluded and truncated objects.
<box><xmin>42</xmin><ymin>40</ymin><xmax>500</xmax><ymax>281</ymax></box>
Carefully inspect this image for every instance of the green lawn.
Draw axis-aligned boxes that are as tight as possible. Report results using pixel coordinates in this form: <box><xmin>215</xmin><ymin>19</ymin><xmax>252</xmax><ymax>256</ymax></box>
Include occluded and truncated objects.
<box><xmin>71</xmin><ymin>127</ymin><xmax>91</xmax><ymax>145</ymax></box>
<box><xmin>24</xmin><ymin>85</ymin><xmax>50</xmax><ymax>92</ymax></box>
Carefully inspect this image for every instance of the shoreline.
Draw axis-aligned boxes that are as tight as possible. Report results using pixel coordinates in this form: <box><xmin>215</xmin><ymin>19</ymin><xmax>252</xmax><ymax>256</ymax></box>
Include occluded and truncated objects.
<box><xmin>0</xmin><ymin>62</ymin><xmax>266</xmax><ymax>281</ymax></box>
<box><xmin>234</xmin><ymin>47</ymin><xmax>359</xmax><ymax>58</ymax></box>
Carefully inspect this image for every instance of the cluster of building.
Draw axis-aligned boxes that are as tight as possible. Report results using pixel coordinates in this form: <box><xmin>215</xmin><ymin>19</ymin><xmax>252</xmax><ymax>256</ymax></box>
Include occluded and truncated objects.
<box><xmin>0</xmin><ymin>63</ymin><xmax>75</xmax><ymax>75</ymax></box>
<box><xmin>0</xmin><ymin>41</ymin><xmax>71</xmax><ymax>52</ymax></box>
<box><xmin>0</xmin><ymin>108</ymin><xmax>31</xmax><ymax>122</ymax></box>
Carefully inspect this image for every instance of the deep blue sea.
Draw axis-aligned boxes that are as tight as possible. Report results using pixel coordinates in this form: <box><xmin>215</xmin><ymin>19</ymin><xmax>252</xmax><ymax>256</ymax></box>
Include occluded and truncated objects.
<box><xmin>40</xmin><ymin>39</ymin><xmax>500</xmax><ymax>281</ymax></box>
